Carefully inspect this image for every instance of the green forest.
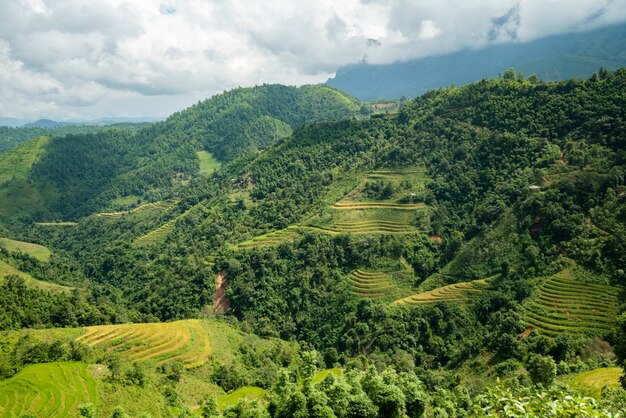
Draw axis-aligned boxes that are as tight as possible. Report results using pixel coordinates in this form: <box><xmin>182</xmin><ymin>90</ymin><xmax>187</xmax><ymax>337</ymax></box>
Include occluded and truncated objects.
<box><xmin>0</xmin><ymin>71</ymin><xmax>625</xmax><ymax>417</ymax></box>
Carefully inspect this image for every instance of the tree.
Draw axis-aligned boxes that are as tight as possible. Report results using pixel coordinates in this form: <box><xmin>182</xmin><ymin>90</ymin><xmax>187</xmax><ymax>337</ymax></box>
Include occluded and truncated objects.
<box><xmin>527</xmin><ymin>355</ymin><xmax>557</xmax><ymax>386</ymax></box>
<box><xmin>78</xmin><ymin>403</ymin><xmax>97</xmax><ymax>418</ymax></box>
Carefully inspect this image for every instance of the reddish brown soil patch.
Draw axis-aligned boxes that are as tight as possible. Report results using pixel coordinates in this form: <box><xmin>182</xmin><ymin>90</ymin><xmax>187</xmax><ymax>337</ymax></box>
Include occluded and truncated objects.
<box><xmin>521</xmin><ymin>327</ymin><xmax>534</xmax><ymax>338</ymax></box>
<box><xmin>428</xmin><ymin>235</ymin><xmax>443</xmax><ymax>243</ymax></box>
<box><xmin>213</xmin><ymin>270</ymin><xmax>231</xmax><ymax>314</ymax></box>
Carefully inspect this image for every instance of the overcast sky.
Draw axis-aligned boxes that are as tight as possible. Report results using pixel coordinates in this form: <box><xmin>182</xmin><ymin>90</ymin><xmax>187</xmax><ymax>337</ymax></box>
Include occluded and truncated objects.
<box><xmin>1</xmin><ymin>0</ymin><xmax>625</xmax><ymax>121</ymax></box>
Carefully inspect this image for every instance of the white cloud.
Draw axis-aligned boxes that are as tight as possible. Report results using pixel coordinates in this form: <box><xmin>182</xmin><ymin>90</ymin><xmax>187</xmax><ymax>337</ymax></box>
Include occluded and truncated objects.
<box><xmin>0</xmin><ymin>0</ymin><xmax>625</xmax><ymax>120</ymax></box>
<box><xmin>417</xmin><ymin>20</ymin><xmax>442</xmax><ymax>40</ymax></box>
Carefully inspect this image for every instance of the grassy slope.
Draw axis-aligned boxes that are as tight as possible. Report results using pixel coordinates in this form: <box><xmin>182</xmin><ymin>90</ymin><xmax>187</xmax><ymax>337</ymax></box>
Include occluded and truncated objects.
<box><xmin>197</xmin><ymin>151</ymin><xmax>222</xmax><ymax>175</ymax></box>
<box><xmin>0</xmin><ymin>136</ymin><xmax>58</xmax><ymax>217</ymax></box>
<box><xmin>568</xmin><ymin>368</ymin><xmax>623</xmax><ymax>397</ymax></box>
<box><xmin>0</xmin><ymin>237</ymin><xmax>52</xmax><ymax>262</ymax></box>
<box><xmin>0</xmin><ymin>260</ymin><xmax>71</xmax><ymax>292</ymax></box>
<box><xmin>0</xmin><ymin>362</ymin><xmax>97</xmax><ymax>418</ymax></box>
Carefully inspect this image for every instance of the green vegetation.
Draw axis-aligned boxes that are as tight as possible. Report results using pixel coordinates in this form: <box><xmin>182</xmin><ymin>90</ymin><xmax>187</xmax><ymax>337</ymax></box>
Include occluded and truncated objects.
<box><xmin>347</xmin><ymin>269</ymin><xmax>406</xmax><ymax>300</ymax></box>
<box><xmin>0</xmin><ymin>362</ymin><xmax>97</xmax><ymax>417</ymax></box>
<box><xmin>0</xmin><ymin>237</ymin><xmax>52</xmax><ymax>262</ymax></box>
<box><xmin>0</xmin><ymin>70</ymin><xmax>626</xmax><ymax>416</ymax></box>
<box><xmin>569</xmin><ymin>368</ymin><xmax>623</xmax><ymax>397</ymax></box>
<box><xmin>0</xmin><ymin>136</ymin><xmax>48</xmax><ymax>184</ymax></box>
<box><xmin>395</xmin><ymin>279</ymin><xmax>488</xmax><ymax>305</ymax></box>
<box><xmin>197</xmin><ymin>151</ymin><xmax>222</xmax><ymax>175</ymax></box>
<box><xmin>217</xmin><ymin>386</ymin><xmax>266</xmax><ymax>410</ymax></box>
<box><xmin>521</xmin><ymin>267</ymin><xmax>619</xmax><ymax>336</ymax></box>
<box><xmin>0</xmin><ymin>260</ymin><xmax>70</xmax><ymax>292</ymax></box>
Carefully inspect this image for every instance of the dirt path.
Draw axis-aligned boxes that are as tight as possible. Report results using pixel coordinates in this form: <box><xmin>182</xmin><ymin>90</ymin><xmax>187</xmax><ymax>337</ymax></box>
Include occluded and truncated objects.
<box><xmin>213</xmin><ymin>270</ymin><xmax>231</xmax><ymax>314</ymax></box>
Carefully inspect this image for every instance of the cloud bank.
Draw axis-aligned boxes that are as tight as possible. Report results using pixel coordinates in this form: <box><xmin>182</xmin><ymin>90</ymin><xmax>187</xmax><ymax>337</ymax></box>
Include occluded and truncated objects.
<box><xmin>1</xmin><ymin>0</ymin><xmax>625</xmax><ymax>119</ymax></box>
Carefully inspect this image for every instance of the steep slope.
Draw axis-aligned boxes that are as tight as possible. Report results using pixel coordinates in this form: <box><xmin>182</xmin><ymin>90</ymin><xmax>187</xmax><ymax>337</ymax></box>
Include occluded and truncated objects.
<box><xmin>0</xmin><ymin>85</ymin><xmax>363</xmax><ymax>221</ymax></box>
<box><xmin>327</xmin><ymin>23</ymin><xmax>626</xmax><ymax>100</ymax></box>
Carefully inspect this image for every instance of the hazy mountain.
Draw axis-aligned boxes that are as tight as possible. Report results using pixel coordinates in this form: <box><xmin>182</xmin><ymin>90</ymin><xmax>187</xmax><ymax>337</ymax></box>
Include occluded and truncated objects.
<box><xmin>327</xmin><ymin>23</ymin><xmax>626</xmax><ymax>100</ymax></box>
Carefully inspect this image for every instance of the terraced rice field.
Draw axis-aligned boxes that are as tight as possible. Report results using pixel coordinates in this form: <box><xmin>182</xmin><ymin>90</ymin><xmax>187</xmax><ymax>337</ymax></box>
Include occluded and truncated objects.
<box><xmin>330</xmin><ymin>220</ymin><xmax>418</xmax><ymax>234</ymax></box>
<box><xmin>133</xmin><ymin>204</ymin><xmax>191</xmax><ymax>247</ymax></box>
<box><xmin>568</xmin><ymin>367</ymin><xmax>623</xmax><ymax>397</ymax></box>
<box><xmin>97</xmin><ymin>201</ymin><xmax>173</xmax><ymax>220</ymax></box>
<box><xmin>0</xmin><ymin>362</ymin><xmax>97</xmax><ymax>418</ymax></box>
<box><xmin>233</xmin><ymin>227</ymin><xmax>301</xmax><ymax>250</ymax></box>
<box><xmin>0</xmin><ymin>237</ymin><xmax>52</xmax><ymax>262</ymax></box>
<box><xmin>34</xmin><ymin>222</ymin><xmax>77</xmax><ymax>227</ymax></box>
<box><xmin>76</xmin><ymin>320</ymin><xmax>211</xmax><ymax>368</ymax></box>
<box><xmin>347</xmin><ymin>269</ymin><xmax>404</xmax><ymax>299</ymax></box>
<box><xmin>332</xmin><ymin>201</ymin><xmax>425</xmax><ymax>210</ymax></box>
<box><xmin>394</xmin><ymin>279</ymin><xmax>488</xmax><ymax>305</ymax></box>
<box><xmin>521</xmin><ymin>269</ymin><xmax>619</xmax><ymax>336</ymax></box>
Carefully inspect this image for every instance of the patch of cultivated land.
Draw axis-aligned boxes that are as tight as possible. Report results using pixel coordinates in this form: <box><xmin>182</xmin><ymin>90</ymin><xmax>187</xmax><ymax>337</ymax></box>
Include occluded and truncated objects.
<box><xmin>76</xmin><ymin>319</ymin><xmax>212</xmax><ymax>368</ymax></box>
<box><xmin>197</xmin><ymin>150</ymin><xmax>222</xmax><ymax>175</ymax></box>
<box><xmin>232</xmin><ymin>226</ymin><xmax>301</xmax><ymax>250</ymax></box>
<box><xmin>394</xmin><ymin>279</ymin><xmax>488</xmax><ymax>305</ymax></box>
<box><xmin>0</xmin><ymin>237</ymin><xmax>52</xmax><ymax>262</ymax></box>
<box><xmin>568</xmin><ymin>368</ymin><xmax>623</xmax><ymax>397</ymax></box>
<box><xmin>133</xmin><ymin>204</ymin><xmax>194</xmax><ymax>247</ymax></box>
<box><xmin>34</xmin><ymin>222</ymin><xmax>77</xmax><ymax>227</ymax></box>
<box><xmin>96</xmin><ymin>200</ymin><xmax>174</xmax><ymax>220</ymax></box>
<box><xmin>217</xmin><ymin>386</ymin><xmax>266</xmax><ymax>411</ymax></box>
<box><xmin>347</xmin><ymin>269</ymin><xmax>406</xmax><ymax>300</ymax></box>
<box><xmin>0</xmin><ymin>362</ymin><xmax>97</xmax><ymax>418</ymax></box>
<box><xmin>520</xmin><ymin>268</ymin><xmax>619</xmax><ymax>337</ymax></box>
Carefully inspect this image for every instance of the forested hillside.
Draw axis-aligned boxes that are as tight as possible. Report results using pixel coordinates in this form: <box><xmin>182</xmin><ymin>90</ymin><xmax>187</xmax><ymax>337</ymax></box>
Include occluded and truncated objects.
<box><xmin>1</xmin><ymin>71</ymin><xmax>625</xmax><ymax>416</ymax></box>
<box><xmin>0</xmin><ymin>85</ymin><xmax>363</xmax><ymax>221</ymax></box>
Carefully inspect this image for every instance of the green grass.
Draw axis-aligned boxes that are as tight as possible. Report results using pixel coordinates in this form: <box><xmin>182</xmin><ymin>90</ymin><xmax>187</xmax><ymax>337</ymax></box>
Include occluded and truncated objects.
<box><xmin>197</xmin><ymin>151</ymin><xmax>222</xmax><ymax>175</ymax></box>
<box><xmin>0</xmin><ymin>362</ymin><xmax>97</xmax><ymax>418</ymax></box>
<box><xmin>394</xmin><ymin>279</ymin><xmax>488</xmax><ymax>305</ymax></box>
<box><xmin>312</xmin><ymin>368</ymin><xmax>342</xmax><ymax>384</ymax></box>
<box><xmin>34</xmin><ymin>222</ymin><xmax>77</xmax><ymax>227</ymax></box>
<box><xmin>217</xmin><ymin>386</ymin><xmax>266</xmax><ymax>410</ymax></box>
<box><xmin>339</xmin><ymin>168</ymin><xmax>428</xmax><ymax>204</ymax></box>
<box><xmin>0</xmin><ymin>136</ymin><xmax>60</xmax><ymax>217</ymax></box>
<box><xmin>133</xmin><ymin>204</ymin><xmax>196</xmax><ymax>247</ymax></box>
<box><xmin>232</xmin><ymin>226</ymin><xmax>301</xmax><ymax>250</ymax></box>
<box><xmin>76</xmin><ymin>320</ymin><xmax>211</xmax><ymax>368</ymax></box>
<box><xmin>0</xmin><ymin>136</ymin><xmax>48</xmax><ymax>185</ymax></box>
<box><xmin>568</xmin><ymin>368</ymin><xmax>623</xmax><ymax>397</ymax></box>
<box><xmin>520</xmin><ymin>268</ymin><xmax>619</xmax><ymax>337</ymax></box>
<box><xmin>96</xmin><ymin>200</ymin><xmax>174</xmax><ymax>221</ymax></box>
<box><xmin>0</xmin><ymin>260</ymin><xmax>71</xmax><ymax>292</ymax></box>
<box><xmin>0</xmin><ymin>238</ymin><xmax>52</xmax><ymax>262</ymax></box>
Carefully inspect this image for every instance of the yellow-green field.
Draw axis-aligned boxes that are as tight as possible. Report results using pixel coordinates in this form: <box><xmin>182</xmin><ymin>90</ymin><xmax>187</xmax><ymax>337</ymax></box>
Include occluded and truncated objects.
<box><xmin>133</xmin><ymin>204</ymin><xmax>196</xmax><ymax>247</ymax></box>
<box><xmin>197</xmin><ymin>151</ymin><xmax>222</xmax><ymax>175</ymax></box>
<box><xmin>568</xmin><ymin>368</ymin><xmax>623</xmax><ymax>397</ymax></box>
<box><xmin>347</xmin><ymin>269</ymin><xmax>405</xmax><ymax>300</ymax></box>
<box><xmin>96</xmin><ymin>200</ymin><xmax>174</xmax><ymax>220</ymax></box>
<box><xmin>0</xmin><ymin>136</ymin><xmax>48</xmax><ymax>185</ymax></box>
<box><xmin>232</xmin><ymin>226</ymin><xmax>301</xmax><ymax>250</ymax></box>
<box><xmin>77</xmin><ymin>319</ymin><xmax>212</xmax><ymax>368</ymax></box>
<box><xmin>34</xmin><ymin>222</ymin><xmax>77</xmax><ymax>227</ymax></box>
<box><xmin>0</xmin><ymin>362</ymin><xmax>97</xmax><ymax>418</ymax></box>
<box><xmin>217</xmin><ymin>386</ymin><xmax>266</xmax><ymax>410</ymax></box>
<box><xmin>521</xmin><ymin>268</ymin><xmax>619</xmax><ymax>336</ymax></box>
<box><xmin>0</xmin><ymin>260</ymin><xmax>71</xmax><ymax>292</ymax></box>
<box><xmin>394</xmin><ymin>279</ymin><xmax>488</xmax><ymax>305</ymax></box>
<box><xmin>0</xmin><ymin>237</ymin><xmax>52</xmax><ymax>262</ymax></box>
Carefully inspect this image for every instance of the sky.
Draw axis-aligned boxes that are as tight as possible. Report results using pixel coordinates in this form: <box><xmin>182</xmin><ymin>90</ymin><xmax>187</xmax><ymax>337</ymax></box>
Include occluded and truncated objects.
<box><xmin>1</xmin><ymin>0</ymin><xmax>625</xmax><ymax>121</ymax></box>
